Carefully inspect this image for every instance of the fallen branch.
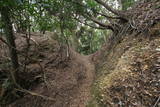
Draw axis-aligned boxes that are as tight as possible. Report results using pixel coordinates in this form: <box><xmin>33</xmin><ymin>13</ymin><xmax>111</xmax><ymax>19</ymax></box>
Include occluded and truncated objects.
<box><xmin>15</xmin><ymin>88</ymin><xmax>55</xmax><ymax>101</ymax></box>
<box><xmin>153</xmin><ymin>96</ymin><xmax>160</xmax><ymax>107</ymax></box>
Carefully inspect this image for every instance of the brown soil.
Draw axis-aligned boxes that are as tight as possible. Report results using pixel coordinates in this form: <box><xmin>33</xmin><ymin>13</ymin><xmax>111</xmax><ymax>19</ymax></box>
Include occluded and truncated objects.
<box><xmin>0</xmin><ymin>34</ymin><xmax>95</xmax><ymax>107</ymax></box>
<box><xmin>68</xmin><ymin>49</ymin><xmax>95</xmax><ymax>107</ymax></box>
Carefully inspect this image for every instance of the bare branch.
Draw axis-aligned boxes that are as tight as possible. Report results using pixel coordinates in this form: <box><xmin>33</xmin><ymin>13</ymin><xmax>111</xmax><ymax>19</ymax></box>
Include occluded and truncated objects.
<box><xmin>71</xmin><ymin>1</ymin><xmax>121</xmax><ymax>20</ymax></box>
<box><xmin>74</xmin><ymin>17</ymin><xmax>106</xmax><ymax>30</ymax></box>
<box><xmin>94</xmin><ymin>0</ymin><xmax>127</xmax><ymax>19</ymax></box>
<box><xmin>97</xmin><ymin>12</ymin><xmax>121</xmax><ymax>19</ymax></box>
<box><xmin>44</xmin><ymin>0</ymin><xmax>114</xmax><ymax>31</ymax></box>
<box><xmin>88</xmin><ymin>16</ymin><xmax>114</xmax><ymax>31</ymax></box>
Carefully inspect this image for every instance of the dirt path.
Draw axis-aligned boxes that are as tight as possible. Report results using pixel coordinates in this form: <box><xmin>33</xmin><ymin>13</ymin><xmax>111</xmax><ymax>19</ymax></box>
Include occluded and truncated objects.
<box><xmin>69</xmin><ymin>49</ymin><xmax>95</xmax><ymax>107</ymax></box>
<box><xmin>6</xmin><ymin>37</ymin><xmax>96</xmax><ymax>107</ymax></box>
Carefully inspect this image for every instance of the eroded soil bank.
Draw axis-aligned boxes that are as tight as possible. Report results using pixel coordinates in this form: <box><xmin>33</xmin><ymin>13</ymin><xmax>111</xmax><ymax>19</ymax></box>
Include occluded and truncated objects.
<box><xmin>87</xmin><ymin>1</ymin><xmax>160</xmax><ymax>106</ymax></box>
<box><xmin>89</xmin><ymin>33</ymin><xmax>160</xmax><ymax>107</ymax></box>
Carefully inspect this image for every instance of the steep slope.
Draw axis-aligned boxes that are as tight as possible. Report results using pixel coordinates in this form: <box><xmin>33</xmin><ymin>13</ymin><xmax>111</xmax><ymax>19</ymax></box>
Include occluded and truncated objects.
<box><xmin>89</xmin><ymin>32</ymin><xmax>160</xmax><ymax>107</ymax></box>
<box><xmin>87</xmin><ymin>1</ymin><xmax>160</xmax><ymax>106</ymax></box>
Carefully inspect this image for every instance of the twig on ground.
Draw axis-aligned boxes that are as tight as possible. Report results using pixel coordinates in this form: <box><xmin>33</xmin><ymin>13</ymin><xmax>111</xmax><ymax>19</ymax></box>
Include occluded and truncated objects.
<box><xmin>153</xmin><ymin>96</ymin><xmax>160</xmax><ymax>107</ymax></box>
<box><xmin>15</xmin><ymin>88</ymin><xmax>55</xmax><ymax>101</ymax></box>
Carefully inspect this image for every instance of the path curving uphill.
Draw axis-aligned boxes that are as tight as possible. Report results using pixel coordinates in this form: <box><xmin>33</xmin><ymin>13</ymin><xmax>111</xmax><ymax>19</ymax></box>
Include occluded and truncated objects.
<box><xmin>9</xmin><ymin>35</ymin><xmax>95</xmax><ymax>107</ymax></box>
<box><xmin>69</xmin><ymin>48</ymin><xmax>95</xmax><ymax>107</ymax></box>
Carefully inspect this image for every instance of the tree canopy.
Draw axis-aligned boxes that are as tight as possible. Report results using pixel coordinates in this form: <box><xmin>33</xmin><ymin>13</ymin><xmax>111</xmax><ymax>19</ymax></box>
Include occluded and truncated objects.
<box><xmin>0</xmin><ymin>0</ymin><xmax>137</xmax><ymax>55</ymax></box>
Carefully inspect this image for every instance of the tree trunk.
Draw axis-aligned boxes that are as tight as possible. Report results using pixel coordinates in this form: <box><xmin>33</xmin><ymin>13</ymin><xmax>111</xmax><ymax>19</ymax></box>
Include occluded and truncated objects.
<box><xmin>0</xmin><ymin>7</ymin><xmax>19</xmax><ymax>81</ymax></box>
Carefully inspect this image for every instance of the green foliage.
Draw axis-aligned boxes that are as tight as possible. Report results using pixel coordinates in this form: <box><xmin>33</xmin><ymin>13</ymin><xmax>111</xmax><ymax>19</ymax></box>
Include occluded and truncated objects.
<box><xmin>0</xmin><ymin>0</ymin><xmax>111</xmax><ymax>54</ymax></box>
<box><xmin>77</xmin><ymin>28</ymin><xmax>108</xmax><ymax>55</ymax></box>
<box><xmin>0</xmin><ymin>0</ymin><xmax>118</xmax><ymax>55</ymax></box>
<box><xmin>121</xmin><ymin>0</ymin><xmax>135</xmax><ymax>10</ymax></box>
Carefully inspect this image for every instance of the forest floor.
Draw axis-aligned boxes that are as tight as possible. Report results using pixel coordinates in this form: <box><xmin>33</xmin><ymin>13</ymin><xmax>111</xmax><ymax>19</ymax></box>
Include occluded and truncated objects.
<box><xmin>0</xmin><ymin>33</ymin><xmax>95</xmax><ymax>107</ymax></box>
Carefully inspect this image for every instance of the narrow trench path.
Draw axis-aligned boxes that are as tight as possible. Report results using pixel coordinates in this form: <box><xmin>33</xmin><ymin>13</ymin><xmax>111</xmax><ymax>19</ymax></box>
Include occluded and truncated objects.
<box><xmin>69</xmin><ymin>49</ymin><xmax>95</xmax><ymax>107</ymax></box>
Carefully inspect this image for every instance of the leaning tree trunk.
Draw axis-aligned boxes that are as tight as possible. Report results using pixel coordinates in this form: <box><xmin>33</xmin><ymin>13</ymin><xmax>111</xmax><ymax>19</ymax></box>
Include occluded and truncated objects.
<box><xmin>0</xmin><ymin>6</ymin><xmax>19</xmax><ymax>82</ymax></box>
